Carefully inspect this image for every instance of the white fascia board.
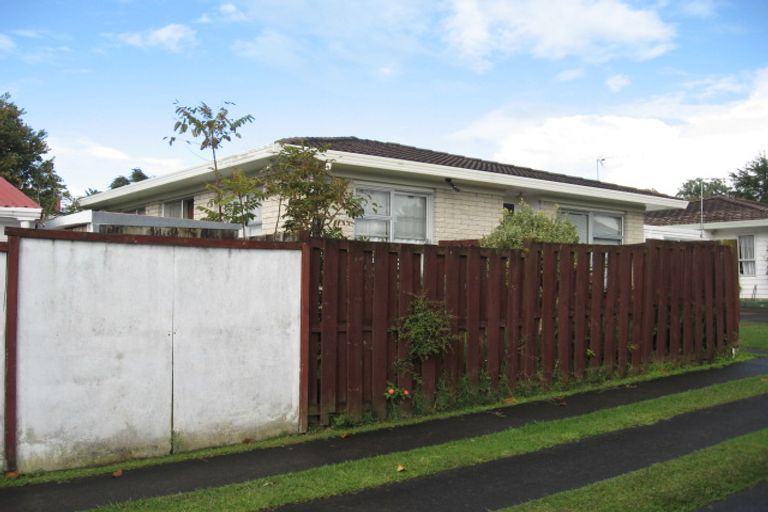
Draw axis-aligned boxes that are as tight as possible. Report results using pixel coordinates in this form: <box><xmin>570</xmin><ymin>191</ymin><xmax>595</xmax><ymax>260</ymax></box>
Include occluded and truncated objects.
<box><xmin>654</xmin><ymin>218</ymin><xmax>768</xmax><ymax>231</ymax></box>
<box><xmin>42</xmin><ymin>210</ymin><xmax>94</xmax><ymax>229</ymax></box>
<box><xmin>327</xmin><ymin>151</ymin><xmax>687</xmax><ymax>210</ymax></box>
<box><xmin>80</xmin><ymin>144</ymin><xmax>279</xmax><ymax>207</ymax></box>
<box><xmin>0</xmin><ymin>206</ymin><xmax>43</xmax><ymax>221</ymax></box>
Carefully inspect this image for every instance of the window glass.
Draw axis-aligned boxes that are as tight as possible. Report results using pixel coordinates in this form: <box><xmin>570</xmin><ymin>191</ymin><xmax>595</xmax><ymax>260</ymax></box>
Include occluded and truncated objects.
<box><xmin>593</xmin><ymin>215</ymin><xmax>621</xmax><ymax>239</ymax></box>
<box><xmin>394</xmin><ymin>194</ymin><xmax>427</xmax><ymax>241</ymax></box>
<box><xmin>163</xmin><ymin>201</ymin><xmax>182</xmax><ymax>218</ymax></box>
<box><xmin>356</xmin><ymin>219</ymin><xmax>390</xmax><ymax>241</ymax></box>
<box><xmin>738</xmin><ymin>235</ymin><xmax>756</xmax><ymax>276</ymax></box>
<box><xmin>360</xmin><ymin>189</ymin><xmax>390</xmax><ymax>216</ymax></box>
<box><xmin>565</xmin><ymin>212</ymin><xmax>588</xmax><ymax>243</ymax></box>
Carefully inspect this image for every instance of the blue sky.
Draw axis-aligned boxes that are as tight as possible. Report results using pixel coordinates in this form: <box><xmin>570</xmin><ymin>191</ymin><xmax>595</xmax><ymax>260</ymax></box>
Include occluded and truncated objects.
<box><xmin>2</xmin><ymin>0</ymin><xmax>767</xmax><ymax>197</ymax></box>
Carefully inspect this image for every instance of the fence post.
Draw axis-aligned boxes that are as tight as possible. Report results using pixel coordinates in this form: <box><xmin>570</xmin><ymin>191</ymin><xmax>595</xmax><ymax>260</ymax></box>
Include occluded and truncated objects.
<box><xmin>4</xmin><ymin>235</ymin><xmax>20</xmax><ymax>472</ymax></box>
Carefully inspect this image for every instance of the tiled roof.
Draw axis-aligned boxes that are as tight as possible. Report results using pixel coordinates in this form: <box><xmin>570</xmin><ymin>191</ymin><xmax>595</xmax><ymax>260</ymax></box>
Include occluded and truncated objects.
<box><xmin>277</xmin><ymin>137</ymin><xmax>674</xmax><ymax>200</ymax></box>
<box><xmin>644</xmin><ymin>196</ymin><xmax>768</xmax><ymax>225</ymax></box>
<box><xmin>0</xmin><ymin>177</ymin><xmax>40</xmax><ymax>209</ymax></box>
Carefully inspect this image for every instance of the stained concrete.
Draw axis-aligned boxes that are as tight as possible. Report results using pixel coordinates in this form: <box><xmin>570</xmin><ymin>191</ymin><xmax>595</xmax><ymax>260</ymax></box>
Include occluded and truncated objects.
<box><xmin>1</xmin><ymin>358</ymin><xmax>766</xmax><ymax>512</ymax></box>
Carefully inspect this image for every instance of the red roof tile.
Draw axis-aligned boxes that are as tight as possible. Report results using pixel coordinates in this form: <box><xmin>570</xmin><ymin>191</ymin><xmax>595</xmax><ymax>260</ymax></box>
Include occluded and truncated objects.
<box><xmin>0</xmin><ymin>177</ymin><xmax>41</xmax><ymax>209</ymax></box>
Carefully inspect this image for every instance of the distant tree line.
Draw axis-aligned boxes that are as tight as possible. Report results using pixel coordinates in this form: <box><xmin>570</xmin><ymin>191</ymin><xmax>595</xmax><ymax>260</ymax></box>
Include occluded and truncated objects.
<box><xmin>676</xmin><ymin>153</ymin><xmax>768</xmax><ymax>203</ymax></box>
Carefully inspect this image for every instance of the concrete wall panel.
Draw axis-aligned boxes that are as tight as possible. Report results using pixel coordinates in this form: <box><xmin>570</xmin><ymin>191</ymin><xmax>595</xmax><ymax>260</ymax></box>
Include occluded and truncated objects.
<box><xmin>171</xmin><ymin>248</ymin><xmax>302</xmax><ymax>451</ymax></box>
<box><xmin>15</xmin><ymin>239</ymin><xmax>174</xmax><ymax>472</ymax></box>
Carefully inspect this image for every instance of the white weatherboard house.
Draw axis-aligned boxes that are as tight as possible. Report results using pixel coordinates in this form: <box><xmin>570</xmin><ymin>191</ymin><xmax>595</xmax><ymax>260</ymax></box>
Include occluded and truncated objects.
<box><xmin>645</xmin><ymin>196</ymin><xmax>768</xmax><ymax>299</ymax></box>
<box><xmin>0</xmin><ymin>176</ymin><xmax>42</xmax><ymax>239</ymax></box>
<box><xmin>80</xmin><ymin>137</ymin><xmax>686</xmax><ymax>244</ymax></box>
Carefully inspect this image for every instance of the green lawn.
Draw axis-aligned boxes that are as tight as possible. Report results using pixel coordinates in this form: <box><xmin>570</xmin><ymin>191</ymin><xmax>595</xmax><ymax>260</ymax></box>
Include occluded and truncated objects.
<box><xmin>500</xmin><ymin>428</ymin><xmax>768</xmax><ymax>512</ymax></box>
<box><xmin>740</xmin><ymin>321</ymin><xmax>768</xmax><ymax>351</ymax></box>
<box><xmin>92</xmin><ymin>376</ymin><xmax>768</xmax><ymax>512</ymax></box>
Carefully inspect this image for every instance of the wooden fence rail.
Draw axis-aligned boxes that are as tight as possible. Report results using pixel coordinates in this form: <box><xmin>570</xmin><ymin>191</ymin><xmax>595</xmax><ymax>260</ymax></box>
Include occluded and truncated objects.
<box><xmin>306</xmin><ymin>239</ymin><xmax>740</xmax><ymax>425</ymax></box>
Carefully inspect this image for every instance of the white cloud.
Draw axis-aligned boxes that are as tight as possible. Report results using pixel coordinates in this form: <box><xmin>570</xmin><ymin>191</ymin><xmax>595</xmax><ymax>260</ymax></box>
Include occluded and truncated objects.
<box><xmin>48</xmin><ymin>136</ymin><xmax>186</xmax><ymax>196</ymax></box>
<box><xmin>555</xmin><ymin>68</ymin><xmax>585</xmax><ymax>82</ymax></box>
<box><xmin>680</xmin><ymin>0</ymin><xmax>718</xmax><ymax>18</ymax></box>
<box><xmin>10</xmin><ymin>29</ymin><xmax>45</xmax><ymax>39</ymax></box>
<box><xmin>443</xmin><ymin>0</ymin><xmax>675</xmax><ymax>71</ymax></box>
<box><xmin>683</xmin><ymin>76</ymin><xmax>746</xmax><ymax>99</ymax></box>
<box><xmin>0</xmin><ymin>34</ymin><xmax>15</xmax><ymax>53</ymax></box>
<box><xmin>196</xmin><ymin>13</ymin><xmax>212</xmax><ymax>24</ymax></box>
<box><xmin>606</xmin><ymin>74</ymin><xmax>630</xmax><ymax>92</ymax></box>
<box><xmin>232</xmin><ymin>30</ymin><xmax>302</xmax><ymax>66</ymax></box>
<box><xmin>219</xmin><ymin>2</ymin><xmax>248</xmax><ymax>21</ymax></box>
<box><xmin>115</xmin><ymin>24</ymin><xmax>197</xmax><ymax>52</ymax></box>
<box><xmin>453</xmin><ymin>69</ymin><xmax>768</xmax><ymax>195</ymax></box>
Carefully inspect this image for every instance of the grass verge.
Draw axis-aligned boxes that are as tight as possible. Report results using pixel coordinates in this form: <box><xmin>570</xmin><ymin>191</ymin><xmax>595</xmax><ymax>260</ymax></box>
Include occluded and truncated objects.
<box><xmin>500</xmin><ymin>428</ymin><xmax>768</xmax><ymax>512</ymax></box>
<box><xmin>91</xmin><ymin>375</ymin><xmax>768</xmax><ymax>512</ymax></box>
<box><xmin>739</xmin><ymin>321</ymin><xmax>768</xmax><ymax>351</ymax></box>
<box><xmin>1</xmin><ymin>354</ymin><xmax>753</xmax><ymax>488</ymax></box>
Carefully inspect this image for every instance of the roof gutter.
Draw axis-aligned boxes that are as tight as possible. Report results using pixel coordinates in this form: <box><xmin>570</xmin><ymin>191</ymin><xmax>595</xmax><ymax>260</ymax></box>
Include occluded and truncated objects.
<box><xmin>651</xmin><ymin>218</ymin><xmax>768</xmax><ymax>231</ymax></box>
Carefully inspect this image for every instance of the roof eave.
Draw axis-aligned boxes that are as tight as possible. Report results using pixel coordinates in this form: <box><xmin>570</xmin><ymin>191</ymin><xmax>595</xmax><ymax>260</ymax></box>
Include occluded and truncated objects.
<box><xmin>327</xmin><ymin>151</ymin><xmax>687</xmax><ymax>210</ymax></box>
<box><xmin>648</xmin><ymin>218</ymin><xmax>768</xmax><ymax>230</ymax></box>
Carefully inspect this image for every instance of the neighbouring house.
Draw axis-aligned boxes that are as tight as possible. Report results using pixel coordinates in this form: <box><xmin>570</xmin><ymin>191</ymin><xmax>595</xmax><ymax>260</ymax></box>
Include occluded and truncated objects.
<box><xmin>78</xmin><ymin>137</ymin><xmax>686</xmax><ymax>245</ymax></box>
<box><xmin>645</xmin><ymin>195</ymin><xmax>768</xmax><ymax>299</ymax></box>
<box><xmin>0</xmin><ymin>176</ymin><xmax>43</xmax><ymax>239</ymax></box>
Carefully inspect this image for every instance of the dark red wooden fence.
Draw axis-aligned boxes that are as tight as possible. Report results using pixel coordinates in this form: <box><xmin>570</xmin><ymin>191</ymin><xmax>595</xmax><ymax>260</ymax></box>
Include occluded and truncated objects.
<box><xmin>305</xmin><ymin>239</ymin><xmax>740</xmax><ymax>425</ymax></box>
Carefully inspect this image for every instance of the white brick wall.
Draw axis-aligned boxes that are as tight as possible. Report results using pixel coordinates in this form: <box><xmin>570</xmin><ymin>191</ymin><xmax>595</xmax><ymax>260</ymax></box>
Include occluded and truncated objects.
<box><xmin>434</xmin><ymin>188</ymin><xmax>504</xmax><ymax>241</ymax></box>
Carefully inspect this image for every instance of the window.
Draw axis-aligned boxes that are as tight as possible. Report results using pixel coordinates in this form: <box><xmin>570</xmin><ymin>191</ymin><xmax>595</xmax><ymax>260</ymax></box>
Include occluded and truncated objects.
<box><xmin>738</xmin><ymin>235</ymin><xmax>756</xmax><ymax>276</ymax></box>
<box><xmin>355</xmin><ymin>187</ymin><xmax>430</xmax><ymax>243</ymax></box>
<box><xmin>563</xmin><ymin>210</ymin><xmax>623</xmax><ymax>245</ymax></box>
<box><xmin>503</xmin><ymin>202</ymin><xmax>515</xmax><ymax>214</ymax></box>
<box><xmin>163</xmin><ymin>197</ymin><xmax>194</xmax><ymax>219</ymax></box>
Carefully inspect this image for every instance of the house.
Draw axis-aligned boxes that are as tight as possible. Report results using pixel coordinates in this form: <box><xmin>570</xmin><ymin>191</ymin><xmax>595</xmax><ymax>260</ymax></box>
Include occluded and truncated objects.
<box><xmin>0</xmin><ymin>176</ymin><xmax>43</xmax><ymax>239</ymax></box>
<box><xmin>79</xmin><ymin>137</ymin><xmax>686</xmax><ymax>244</ymax></box>
<box><xmin>645</xmin><ymin>195</ymin><xmax>768</xmax><ymax>298</ymax></box>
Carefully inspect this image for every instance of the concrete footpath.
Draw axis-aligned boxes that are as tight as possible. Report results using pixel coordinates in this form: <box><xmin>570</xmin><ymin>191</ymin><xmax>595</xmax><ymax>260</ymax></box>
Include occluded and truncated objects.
<box><xmin>276</xmin><ymin>395</ymin><xmax>768</xmax><ymax>511</ymax></box>
<box><xmin>1</xmin><ymin>358</ymin><xmax>766</xmax><ymax>512</ymax></box>
<box><xmin>697</xmin><ymin>481</ymin><xmax>768</xmax><ymax>512</ymax></box>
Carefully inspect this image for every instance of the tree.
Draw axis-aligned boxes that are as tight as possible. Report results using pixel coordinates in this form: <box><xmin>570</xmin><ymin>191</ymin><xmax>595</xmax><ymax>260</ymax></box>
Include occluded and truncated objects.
<box><xmin>0</xmin><ymin>92</ymin><xmax>67</xmax><ymax>216</ymax></box>
<box><xmin>676</xmin><ymin>178</ymin><xmax>732</xmax><ymax>201</ymax></box>
<box><xmin>166</xmin><ymin>101</ymin><xmax>254</xmax><ymax>217</ymax></box>
<box><xmin>109</xmin><ymin>167</ymin><xmax>148</xmax><ymax>189</ymax></box>
<box><xmin>480</xmin><ymin>201</ymin><xmax>578</xmax><ymax>250</ymax></box>
<box><xmin>198</xmin><ymin>169</ymin><xmax>264</xmax><ymax>232</ymax></box>
<box><xmin>265</xmin><ymin>143</ymin><xmax>366</xmax><ymax>238</ymax></box>
<box><xmin>730</xmin><ymin>153</ymin><xmax>768</xmax><ymax>203</ymax></box>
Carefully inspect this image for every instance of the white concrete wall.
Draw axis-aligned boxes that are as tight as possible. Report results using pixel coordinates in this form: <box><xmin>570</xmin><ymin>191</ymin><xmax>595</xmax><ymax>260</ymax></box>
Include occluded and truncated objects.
<box><xmin>171</xmin><ymin>248</ymin><xmax>301</xmax><ymax>451</ymax></box>
<box><xmin>7</xmin><ymin>237</ymin><xmax>302</xmax><ymax>472</ymax></box>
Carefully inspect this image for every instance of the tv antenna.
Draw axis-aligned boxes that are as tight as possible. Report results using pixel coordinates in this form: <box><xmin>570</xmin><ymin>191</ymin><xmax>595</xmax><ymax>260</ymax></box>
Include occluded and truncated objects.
<box><xmin>596</xmin><ymin>157</ymin><xmax>607</xmax><ymax>181</ymax></box>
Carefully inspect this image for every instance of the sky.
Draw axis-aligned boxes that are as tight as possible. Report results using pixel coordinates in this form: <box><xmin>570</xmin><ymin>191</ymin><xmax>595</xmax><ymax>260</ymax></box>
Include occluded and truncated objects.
<box><xmin>2</xmin><ymin>0</ymin><xmax>767</xmax><ymax>197</ymax></box>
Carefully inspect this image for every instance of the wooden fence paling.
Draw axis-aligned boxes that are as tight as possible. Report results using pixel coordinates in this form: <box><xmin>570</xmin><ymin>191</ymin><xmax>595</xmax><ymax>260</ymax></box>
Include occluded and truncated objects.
<box><xmin>703</xmin><ymin>247</ymin><xmax>716</xmax><ymax>357</ymax></box>
<box><xmin>667</xmin><ymin>246</ymin><xmax>682</xmax><ymax>362</ymax></box>
<box><xmin>630</xmin><ymin>248</ymin><xmax>644</xmax><ymax>369</ymax></box>
<box><xmin>320</xmin><ymin>240</ymin><xmax>339</xmax><ymax>424</ymax></box>
<box><xmin>307</xmin><ymin>239</ymin><xmax>738</xmax><ymax>425</ymax></box>
<box><xmin>486</xmin><ymin>252</ymin><xmax>502</xmax><ymax>389</ymax></box>
<box><xmin>522</xmin><ymin>246</ymin><xmax>540</xmax><ymax>379</ymax></box>
<box><xmin>692</xmin><ymin>246</ymin><xmax>705</xmax><ymax>356</ymax></box>
<box><xmin>557</xmin><ymin>246</ymin><xmax>572</xmax><ymax>382</ymax></box>
<box><xmin>573</xmin><ymin>246</ymin><xmax>588</xmax><ymax>378</ymax></box>
<box><xmin>506</xmin><ymin>252</ymin><xmax>522</xmax><ymax>387</ymax></box>
<box><xmin>371</xmin><ymin>244</ymin><xmax>389</xmax><ymax>419</ymax></box>
<box><xmin>466</xmin><ymin>246</ymin><xmax>482</xmax><ymax>387</ymax></box>
<box><xmin>603</xmin><ymin>250</ymin><xmax>618</xmax><ymax>372</ymax></box>
<box><xmin>681</xmin><ymin>246</ymin><xmax>694</xmax><ymax>361</ymax></box>
<box><xmin>421</xmin><ymin>245</ymin><xmax>439</xmax><ymax>403</ymax></box>
<box><xmin>589</xmin><ymin>250</ymin><xmax>605</xmax><ymax>369</ymax></box>
<box><xmin>616</xmin><ymin>249</ymin><xmax>631</xmax><ymax>372</ymax></box>
<box><xmin>444</xmin><ymin>248</ymin><xmax>461</xmax><ymax>387</ymax></box>
<box><xmin>541</xmin><ymin>245</ymin><xmax>556</xmax><ymax>384</ymax></box>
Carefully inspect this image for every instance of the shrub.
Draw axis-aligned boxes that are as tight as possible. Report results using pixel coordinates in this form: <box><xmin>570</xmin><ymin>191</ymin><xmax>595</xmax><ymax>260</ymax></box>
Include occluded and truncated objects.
<box><xmin>398</xmin><ymin>295</ymin><xmax>454</xmax><ymax>364</ymax></box>
<box><xmin>480</xmin><ymin>200</ymin><xmax>578</xmax><ymax>250</ymax></box>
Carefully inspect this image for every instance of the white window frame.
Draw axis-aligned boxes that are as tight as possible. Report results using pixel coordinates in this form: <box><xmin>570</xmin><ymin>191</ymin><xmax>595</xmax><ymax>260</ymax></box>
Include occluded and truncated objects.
<box><xmin>562</xmin><ymin>208</ymin><xmax>624</xmax><ymax>245</ymax></box>
<box><xmin>354</xmin><ymin>184</ymin><xmax>433</xmax><ymax>244</ymax></box>
<box><xmin>738</xmin><ymin>234</ymin><xmax>756</xmax><ymax>277</ymax></box>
